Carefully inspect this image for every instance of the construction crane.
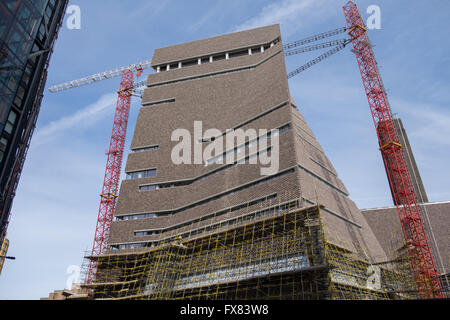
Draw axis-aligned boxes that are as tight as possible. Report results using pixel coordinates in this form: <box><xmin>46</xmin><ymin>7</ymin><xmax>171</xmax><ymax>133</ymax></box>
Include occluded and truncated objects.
<box><xmin>342</xmin><ymin>1</ymin><xmax>443</xmax><ymax>299</ymax></box>
<box><xmin>48</xmin><ymin>2</ymin><xmax>443</xmax><ymax>297</ymax></box>
<box><xmin>282</xmin><ymin>0</ymin><xmax>443</xmax><ymax>300</ymax></box>
<box><xmin>48</xmin><ymin>59</ymin><xmax>151</xmax><ymax>93</ymax></box>
<box><xmin>49</xmin><ymin>59</ymin><xmax>152</xmax><ymax>284</ymax></box>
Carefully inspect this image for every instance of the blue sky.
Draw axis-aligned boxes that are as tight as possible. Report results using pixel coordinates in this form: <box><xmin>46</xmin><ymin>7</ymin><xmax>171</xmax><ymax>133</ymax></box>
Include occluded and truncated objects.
<box><xmin>0</xmin><ymin>0</ymin><xmax>449</xmax><ymax>299</ymax></box>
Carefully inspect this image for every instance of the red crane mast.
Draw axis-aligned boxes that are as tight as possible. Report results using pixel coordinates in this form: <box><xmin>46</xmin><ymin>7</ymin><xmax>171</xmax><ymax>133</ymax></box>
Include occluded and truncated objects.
<box><xmin>343</xmin><ymin>1</ymin><xmax>443</xmax><ymax>298</ymax></box>
<box><xmin>86</xmin><ymin>70</ymin><xmax>134</xmax><ymax>284</ymax></box>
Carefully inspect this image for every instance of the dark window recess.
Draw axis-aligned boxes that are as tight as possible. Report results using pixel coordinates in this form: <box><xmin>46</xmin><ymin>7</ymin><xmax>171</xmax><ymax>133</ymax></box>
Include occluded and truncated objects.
<box><xmin>213</xmin><ymin>54</ymin><xmax>226</xmax><ymax>61</ymax></box>
<box><xmin>182</xmin><ymin>59</ymin><xmax>198</xmax><ymax>67</ymax></box>
<box><xmin>279</xmin><ymin>123</ymin><xmax>291</xmax><ymax>134</ymax></box>
<box><xmin>207</xmin><ymin>123</ymin><xmax>291</xmax><ymax>166</ymax></box>
<box><xmin>137</xmin><ymin>168</ymin><xmax>295</xmax><ymax>220</ymax></box>
<box><xmin>116</xmin><ymin>212</ymin><xmax>171</xmax><ymax>221</ymax></box>
<box><xmin>139</xmin><ymin>123</ymin><xmax>291</xmax><ymax>191</ymax></box>
<box><xmin>117</xmin><ymin>193</ymin><xmax>277</xmax><ymax>233</ymax></box>
<box><xmin>126</xmin><ymin>169</ymin><xmax>157</xmax><ymax>180</ymax></box>
<box><xmin>264</xmin><ymin>45</ymin><xmax>271</xmax><ymax>51</ymax></box>
<box><xmin>135</xmin><ymin>230</ymin><xmax>162</xmax><ymax>237</ymax></box>
<box><xmin>139</xmin><ymin>146</ymin><xmax>273</xmax><ymax>192</ymax></box>
<box><xmin>0</xmin><ymin>138</ymin><xmax>9</xmax><ymax>163</ymax></box>
<box><xmin>159</xmin><ymin>180</ymin><xmax>191</xmax><ymax>189</ymax></box>
<box><xmin>132</xmin><ymin>145</ymin><xmax>159</xmax><ymax>153</ymax></box>
<box><xmin>169</xmin><ymin>63</ymin><xmax>178</xmax><ymax>70</ymax></box>
<box><xmin>139</xmin><ymin>184</ymin><xmax>159</xmax><ymax>191</ymax></box>
<box><xmin>229</xmin><ymin>50</ymin><xmax>249</xmax><ymax>58</ymax></box>
<box><xmin>143</xmin><ymin>98</ymin><xmax>176</xmax><ymax>107</ymax></box>
<box><xmin>201</xmin><ymin>57</ymin><xmax>210</xmax><ymax>64</ymax></box>
<box><xmin>252</xmin><ymin>47</ymin><xmax>261</xmax><ymax>54</ymax></box>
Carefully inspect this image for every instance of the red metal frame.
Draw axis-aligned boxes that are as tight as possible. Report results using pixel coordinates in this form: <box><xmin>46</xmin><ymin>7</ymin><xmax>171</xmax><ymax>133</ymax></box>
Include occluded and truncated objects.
<box><xmin>343</xmin><ymin>1</ymin><xmax>443</xmax><ymax>299</ymax></box>
<box><xmin>86</xmin><ymin>70</ymin><xmax>134</xmax><ymax>284</ymax></box>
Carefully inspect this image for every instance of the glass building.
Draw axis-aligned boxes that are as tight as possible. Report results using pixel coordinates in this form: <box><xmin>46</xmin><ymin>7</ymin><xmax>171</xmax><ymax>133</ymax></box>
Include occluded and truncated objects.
<box><xmin>0</xmin><ymin>0</ymin><xmax>68</xmax><ymax>246</ymax></box>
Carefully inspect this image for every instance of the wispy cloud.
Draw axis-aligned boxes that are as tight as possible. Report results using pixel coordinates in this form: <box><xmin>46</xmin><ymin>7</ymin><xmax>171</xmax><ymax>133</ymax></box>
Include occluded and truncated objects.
<box><xmin>233</xmin><ymin>0</ymin><xmax>332</xmax><ymax>36</ymax></box>
<box><xmin>391</xmin><ymin>98</ymin><xmax>450</xmax><ymax>147</ymax></box>
<box><xmin>187</xmin><ymin>1</ymin><xmax>225</xmax><ymax>33</ymax></box>
<box><xmin>128</xmin><ymin>0</ymin><xmax>170</xmax><ymax>19</ymax></box>
<box><xmin>33</xmin><ymin>93</ymin><xmax>117</xmax><ymax>147</ymax></box>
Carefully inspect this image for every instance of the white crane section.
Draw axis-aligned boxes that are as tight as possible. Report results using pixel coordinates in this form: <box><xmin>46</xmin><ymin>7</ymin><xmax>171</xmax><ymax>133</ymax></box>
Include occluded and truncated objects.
<box><xmin>48</xmin><ymin>58</ymin><xmax>153</xmax><ymax>93</ymax></box>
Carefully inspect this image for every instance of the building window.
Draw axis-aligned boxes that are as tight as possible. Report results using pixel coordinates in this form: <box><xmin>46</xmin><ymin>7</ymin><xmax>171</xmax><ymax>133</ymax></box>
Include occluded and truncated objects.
<box><xmin>229</xmin><ymin>49</ymin><xmax>248</xmax><ymax>58</ymax></box>
<box><xmin>135</xmin><ymin>230</ymin><xmax>162</xmax><ymax>237</ymax></box>
<box><xmin>116</xmin><ymin>212</ymin><xmax>171</xmax><ymax>221</ymax></box>
<box><xmin>182</xmin><ymin>59</ymin><xmax>198</xmax><ymax>68</ymax></box>
<box><xmin>153</xmin><ymin>38</ymin><xmax>279</xmax><ymax>73</ymax></box>
<box><xmin>206</xmin><ymin>123</ymin><xmax>291</xmax><ymax>166</ymax></box>
<box><xmin>139</xmin><ymin>184</ymin><xmax>159</xmax><ymax>191</ymax></box>
<box><xmin>126</xmin><ymin>169</ymin><xmax>157</xmax><ymax>180</ymax></box>
<box><xmin>213</xmin><ymin>53</ymin><xmax>226</xmax><ymax>61</ymax></box>
<box><xmin>132</xmin><ymin>145</ymin><xmax>159</xmax><ymax>153</ymax></box>
<box><xmin>0</xmin><ymin>138</ymin><xmax>8</xmax><ymax>163</ymax></box>
<box><xmin>252</xmin><ymin>47</ymin><xmax>261</xmax><ymax>54</ymax></box>
<box><xmin>4</xmin><ymin>111</ymin><xmax>18</xmax><ymax>135</ymax></box>
<box><xmin>137</xmin><ymin>168</ymin><xmax>294</xmax><ymax>221</ymax></box>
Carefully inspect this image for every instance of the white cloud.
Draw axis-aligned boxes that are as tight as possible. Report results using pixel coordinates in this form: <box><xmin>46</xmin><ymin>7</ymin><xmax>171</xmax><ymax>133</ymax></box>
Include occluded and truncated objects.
<box><xmin>233</xmin><ymin>0</ymin><xmax>332</xmax><ymax>36</ymax></box>
<box><xmin>33</xmin><ymin>93</ymin><xmax>117</xmax><ymax>147</ymax></box>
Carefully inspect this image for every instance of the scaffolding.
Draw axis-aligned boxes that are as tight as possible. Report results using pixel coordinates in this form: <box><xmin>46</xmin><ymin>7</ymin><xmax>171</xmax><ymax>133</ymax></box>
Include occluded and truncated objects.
<box><xmin>81</xmin><ymin>194</ymin><xmax>422</xmax><ymax>300</ymax></box>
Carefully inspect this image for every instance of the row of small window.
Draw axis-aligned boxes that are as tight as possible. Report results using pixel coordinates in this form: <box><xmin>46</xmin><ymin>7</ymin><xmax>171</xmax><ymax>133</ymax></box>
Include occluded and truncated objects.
<box><xmin>110</xmin><ymin>198</ymin><xmax>299</xmax><ymax>251</ymax></box>
<box><xmin>116</xmin><ymin>212</ymin><xmax>168</xmax><ymax>221</ymax></box>
<box><xmin>138</xmin><ymin>145</ymin><xmax>273</xmax><ymax>192</ymax></box>
<box><xmin>125</xmin><ymin>168</ymin><xmax>157</xmax><ymax>180</ymax></box>
<box><xmin>116</xmin><ymin>167</ymin><xmax>295</xmax><ymax>225</ymax></box>
<box><xmin>130</xmin><ymin>194</ymin><xmax>278</xmax><ymax>237</ymax></box>
<box><xmin>131</xmin><ymin>145</ymin><xmax>159</xmax><ymax>153</ymax></box>
<box><xmin>136</xmin><ymin>123</ymin><xmax>291</xmax><ymax>191</ymax></box>
<box><xmin>135</xmin><ymin>230</ymin><xmax>162</xmax><ymax>237</ymax></box>
<box><xmin>110</xmin><ymin>242</ymin><xmax>153</xmax><ymax>250</ymax></box>
<box><xmin>206</xmin><ymin>123</ymin><xmax>291</xmax><ymax>166</ymax></box>
<box><xmin>155</xmin><ymin>39</ymin><xmax>280</xmax><ymax>73</ymax></box>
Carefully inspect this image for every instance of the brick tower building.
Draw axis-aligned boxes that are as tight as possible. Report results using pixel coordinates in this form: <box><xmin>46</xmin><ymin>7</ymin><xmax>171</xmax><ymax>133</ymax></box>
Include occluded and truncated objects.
<box><xmin>83</xmin><ymin>25</ymin><xmax>419</xmax><ymax>300</ymax></box>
